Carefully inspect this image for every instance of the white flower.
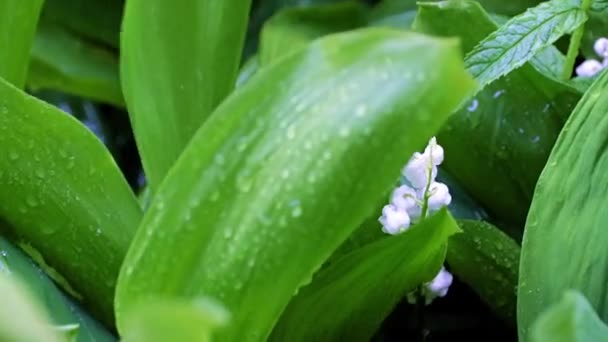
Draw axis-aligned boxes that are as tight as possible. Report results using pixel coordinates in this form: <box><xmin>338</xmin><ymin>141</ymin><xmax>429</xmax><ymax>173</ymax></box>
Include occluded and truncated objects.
<box><xmin>594</xmin><ymin>37</ymin><xmax>608</xmax><ymax>58</ymax></box>
<box><xmin>402</xmin><ymin>152</ymin><xmax>436</xmax><ymax>189</ymax></box>
<box><xmin>576</xmin><ymin>59</ymin><xmax>604</xmax><ymax>77</ymax></box>
<box><xmin>379</xmin><ymin>204</ymin><xmax>410</xmax><ymax>235</ymax></box>
<box><xmin>424</xmin><ymin>137</ymin><xmax>444</xmax><ymax>165</ymax></box>
<box><xmin>427</xmin><ymin>182</ymin><xmax>452</xmax><ymax>212</ymax></box>
<box><xmin>390</xmin><ymin>185</ymin><xmax>418</xmax><ymax>211</ymax></box>
<box><xmin>426</xmin><ymin>266</ymin><xmax>453</xmax><ymax>300</ymax></box>
<box><xmin>379</xmin><ymin>136</ymin><xmax>451</xmax><ymax>234</ymax></box>
<box><xmin>406</xmin><ymin>266</ymin><xmax>454</xmax><ymax>305</ymax></box>
<box><xmin>576</xmin><ymin>37</ymin><xmax>608</xmax><ymax>78</ymax></box>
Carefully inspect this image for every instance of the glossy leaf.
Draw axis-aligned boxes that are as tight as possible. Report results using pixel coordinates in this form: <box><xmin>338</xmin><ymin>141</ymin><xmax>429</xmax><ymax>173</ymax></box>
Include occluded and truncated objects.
<box><xmin>0</xmin><ymin>77</ymin><xmax>142</xmax><ymax>325</ymax></box>
<box><xmin>259</xmin><ymin>2</ymin><xmax>366</xmax><ymax>65</ymax></box>
<box><xmin>270</xmin><ymin>209</ymin><xmax>460</xmax><ymax>341</ymax></box>
<box><xmin>446</xmin><ymin>220</ymin><xmax>519</xmax><ymax>323</ymax></box>
<box><xmin>413</xmin><ymin>0</ymin><xmax>580</xmax><ymax>227</ymax></box>
<box><xmin>27</xmin><ymin>21</ymin><xmax>123</xmax><ymax>106</ymax></box>
<box><xmin>367</xmin><ymin>0</ymin><xmax>418</xmax><ymax>29</ymax></box>
<box><xmin>40</xmin><ymin>0</ymin><xmax>123</xmax><ymax>48</ymax></box>
<box><xmin>518</xmin><ymin>70</ymin><xmax>608</xmax><ymax>338</ymax></box>
<box><xmin>116</xmin><ymin>29</ymin><xmax>476</xmax><ymax>340</ymax></box>
<box><xmin>0</xmin><ymin>273</ymin><xmax>62</xmax><ymax>342</ymax></box>
<box><xmin>0</xmin><ymin>0</ymin><xmax>43</xmax><ymax>88</ymax></box>
<box><xmin>464</xmin><ymin>0</ymin><xmax>587</xmax><ymax>88</ymax></box>
<box><xmin>121</xmin><ymin>0</ymin><xmax>252</xmax><ymax>193</ymax></box>
<box><xmin>530</xmin><ymin>291</ymin><xmax>608</xmax><ymax>342</ymax></box>
<box><xmin>121</xmin><ymin>298</ymin><xmax>229</xmax><ymax>342</ymax></box>
<box><xmin>0</xmin><ymin>235</ymin><xmax>115</xmax><ymax>342</ymax></box>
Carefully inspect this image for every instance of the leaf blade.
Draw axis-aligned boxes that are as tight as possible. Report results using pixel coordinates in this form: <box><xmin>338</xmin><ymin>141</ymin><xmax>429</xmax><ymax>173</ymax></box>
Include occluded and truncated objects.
<box><xmin>270</xmin><ymin>209</ymin><xmax>460</xmax><ymax>341</ymax></box>
<box><xmin>518</xmin><ymin>69</ymin><xmax>608</xmax><ymax>339</ymax></box>
<box><xmin>464</xmin><ymin>0</ymin><xmax>587</xmax><ymax>87</ymax></box>
<box><xmin>116</xmin><ymin>29</ymin><xmax>476</xmax><ymax>340</ymax></box>
<box><xmin>0</xmin><ymin>77</ymin><xmax>142</xmax><ymax>325</ymax></box>
<box><xmin>0</xmin><ymin>0</ymin><xmax>43</xmax><ymax>88</ymax></box>
<box><xmin>121</xmin><ymin>0</ymin><xmax>252</xmax><ymax>192</ymax></box>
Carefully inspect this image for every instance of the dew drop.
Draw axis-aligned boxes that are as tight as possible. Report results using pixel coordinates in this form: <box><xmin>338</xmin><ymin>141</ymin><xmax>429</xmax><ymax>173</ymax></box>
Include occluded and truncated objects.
<box><xmin>210</xmin><ymin>191</ymin><xmax>220</xmax><ymax>202</ymax></box>
<box><xmin>355</xmin><ymin>104</ymin><xmax>367</xmax><ymax>117</ymax></box>
<box><xmin>8</xmin><ymin>151</ymin><xmax>18</xmax><ymax>160</ymax></box>
<box><xmin>286</xmin><ymin>125</ymin><xmax>296</xmax><ymax>140</ymax></box>
<box><xmin>214</xmin><ymin>153</ymin><xmax>225</xmax><ymax>165</ymax></box>
<box><xmin>291</xmin><ymin>206</ymin><xmax>303</xmax><ymax>218</ymax></box>
<box><xmin>95</xmin><ymin>228</ymin><xmax>102</xmax><ymax>236</ymax></box>
<box><xmin>34</xmin><ymin>169</ymin><xmax>45</xmax><ymax>179</ymax></box>
<box><xmin>322</xmin><ymin>151</ymin><xmax>332</xmax><ymax>160</ymax></box>
<box><xmin>26</xmin><ymin>196</ymin><xmax>38</xmax><ymax>207</ymax></box>
<box><xmin>281</xmin><ymin>169</ymin><xmax>290</xmax><ymax>179</ymax></box>
<box><xmin>467</xmin><ymin>99</ymin><xmax>479</xmax><ymax>112</ymax></box>
<box><xmin>339</xmin><ymin>127</ymin><xmax>350</xmax><ymax>137</ymax></box>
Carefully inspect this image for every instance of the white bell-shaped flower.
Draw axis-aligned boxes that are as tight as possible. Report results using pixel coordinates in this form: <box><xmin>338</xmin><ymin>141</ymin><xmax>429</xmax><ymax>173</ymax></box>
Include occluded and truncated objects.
<box><xmin>391</xmin><ymin>185</ymin><xmax>418</xmax><ymax>211</ymax></box>
<box><xmin>403</xmin><ymin>152</ymin><xmax>437</xmax><ymax>189</ymax></box>
<box><xmin>379</xmin><ymin>205</ymin><xmax>410</xmax><ymax>235</ymax></box>
<box><xmin>424</xmin><ymin>136</ymin><xmax>444</xmax><ymax>165</ymax></box>
<box><xmin>594</xmin><ymin>37</ymin><xmax>608</xmax><ymax>58</ymax></box>
<box><xmin>426</xmin><ymin>266</ymin><xmax>453</xmax><ymax>300</ymax></box>
<box><xmin>576</xmin><ymin>59</ymin><xmax>603</xmax><ymax>77</ymax></box>
<box><xmin>427</xmin><ymin>182</ymin><xmax>452</xmax><ymax>212</ymax></box>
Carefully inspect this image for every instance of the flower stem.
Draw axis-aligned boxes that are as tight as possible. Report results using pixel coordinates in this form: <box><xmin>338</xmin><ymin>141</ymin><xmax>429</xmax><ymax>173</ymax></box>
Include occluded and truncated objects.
<box><xmin>562</xmin><ymin>0</ymin><xmax>593</xmax><ymax>80</ymax></box>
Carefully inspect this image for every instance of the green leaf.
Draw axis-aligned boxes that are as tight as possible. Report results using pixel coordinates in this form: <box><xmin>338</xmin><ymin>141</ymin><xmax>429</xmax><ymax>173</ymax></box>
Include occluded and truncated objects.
<box><xmin>40</xmin><ymin>0</ymin><xmax>123</xmax><ymax>48</ymax></box>
<box><xmin>464</xmin><ymin>0</ymin><xmax>587</xmax><ymax>88</ymax></box>
<box><xmin>121</xmin><ymin>0</ymin><xmax>252</xmax><ymax>193</ymax></box>
<box><xmin>518</xmin><ymin>69</ymin><xmax>608</xmax><ymax>339</ymax></box>
<box><xmin>0</xmin><ymin>273</ymin><xmax>62</xmax><ymax>342</ymax></box>
<box><xmin>0</xmin><ymin>0</ymin><xmax>43</xmax><ymax>88</ymax></box>
<box><xmin>446</xmin><ymin>220</ymin><xmax>520</xmax><ymax>324</ymax></box>
<box><xmin>530</xmin><ymin>291</ymin><xmax>608</xmax><ymax>342</ymax></box>
<box><xmin>260</xmin><ymin>2</ymin><xmax>367</xmax><ymax>66</ymax></box>
<box><xmin>413</xmin><ymin>0</ymin><xmax>580</xmax><ymax>226</ymax></box>
<box><xmin>0</xmin><ymin>235</ymin><xmax>115</xmax><ymax>342</ymax></box>
<box><xmin>27</xmin><ymin>21</ymin><xmax>123</xmax><ymax>106</ymax></box>
<box><xmin>270</xmin><ymin>209</ymin><xmax>460</xmax><ymax>341</ymax></box>
<box><xmin>0</xmin><ymin>77</ymin><xmax>142</xmax><ymax>326</ymax></box>
<box><xmin>367</xmin><ymin>0</ymin><xmax>418</xmax><ymax>29</ymax></box>
<box><xmin>115</xmin><ymin>29</ymin><xmax>476</xmax><ymax>341</ymax></box>
<box><xmin>121</xmin><ymin>298</ymin><xmax>229</xmax><ymax>342</ymax></box>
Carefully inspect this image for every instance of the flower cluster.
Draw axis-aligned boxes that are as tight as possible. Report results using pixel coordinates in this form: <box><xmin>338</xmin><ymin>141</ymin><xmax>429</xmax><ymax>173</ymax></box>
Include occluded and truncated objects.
<box><xmin>576</xmin><ymin>37</ymin><xmax>608</xmax><ymax>77</ymax></box>
<box><xmin>379</xmin><ymin>137</ymin><xmax>452</xmax><ymax>235</ymax></box>
<box><xmin>379</xmin><ymin>137</ymin><xmax>453</xmax><ymax>304</ymax></box>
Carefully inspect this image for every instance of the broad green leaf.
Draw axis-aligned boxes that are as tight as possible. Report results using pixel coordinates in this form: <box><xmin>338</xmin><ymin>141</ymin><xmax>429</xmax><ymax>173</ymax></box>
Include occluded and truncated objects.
<box><xmin>0</xmin><ymin>0</ymin><xmax>43</xmax><ymax>88</ymax></box>
<box><xmin>121</xmin><ymin>298</ymin><xmax>229</xmax><ymax>342</ymax></box>
<box><xmin>121</xmin><ymin>0</ymin><xmax>252</xmax><ymax>193</ymax></box>
<box><xmin>0</xmin><ymin>273</ymin><xmax>62</xmax><ymax>342</ymax></box>
<box><xmin>27</xmin><ymin>21</ymin><xmax>123</xmax><ymax>106</ymax></box>
<box><xmin>446</xmin><ymin>220</ymin><xmax>519</xmax><ymax>324</ymax></box>
<box><xmin>0</xmin><ymin>235</ymin><xmax>115</xmax><ymax>342</ymax></box>
<box><xmin>368</xmin><ymin>0</ymin><xmax>418</xmax><ymax>30</ymax></box>
<box><xmin>530</xmin><ymin>291</ymin><xmax>608</xmax><ymax>342</ymax></box>
<box><xmin>413</xmin><ymin>0</ymin><xmax>580</xmax><ymax>226</ymax></box>
<box><xmin>116</xmin><ymin>29</ymin><xmax>476</xmax><ymax>340</ymax></box>
<box><xmin>0</xmin><ymin>77</ymin><xmax>142</xmax><ymax>325</ymax></box>
<box><xmin>260</xmin><ymin>2</ymin><xmax>366</xmax><ymax>65</ymax></box>
<box><xmin>464</xmin><ymin>0</ymin><xmax>587</xmax><ymax>88</ymax></box>
<box><xmin>40</xmin><ymin>0</ymin><xmax>123</xmax><ymax>48</ymax></box>
<box><xmin>518</xmin><ymin>69</ymin><xmax>608</xmax><ymax>338</ymax></box>
<box><xmin>270</xmin><ymin>209</ymin><xmax>460</xmax><ymax>341</ymax></box>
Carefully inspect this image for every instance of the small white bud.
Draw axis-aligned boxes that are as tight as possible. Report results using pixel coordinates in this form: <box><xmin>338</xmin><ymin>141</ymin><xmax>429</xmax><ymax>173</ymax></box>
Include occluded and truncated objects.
<box><xmin>379</xmin><ymin>205</ymin><xmax>410</xmax><ymax>235</ymax></box>
<box><xmin>424</xmin><ymin>137</ymin><xmax>444</xmax><ymax>165</ymax></box>
<box><xmin>426</xmin><ymin>266</ymin><xmax>453</xmax><ymax>301</ymax></box>
<box><xmin>390</xmin><ymin>185</ymin><xmax>417</xmax><ymax>211</ymax></box>
<box><xmin>594</xmin><ymin>37</ymin><xmax>608</xmax><ymax>58</ymax></box>
<box><xmin>427</xmin><ymin>182</ymin><xmax>452</xmax><ymax>212</ymax></box>
<box><xmin>576</xmin><ymin>59</ymin><xmax>603</xmax><ymax>77</ymax></box>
